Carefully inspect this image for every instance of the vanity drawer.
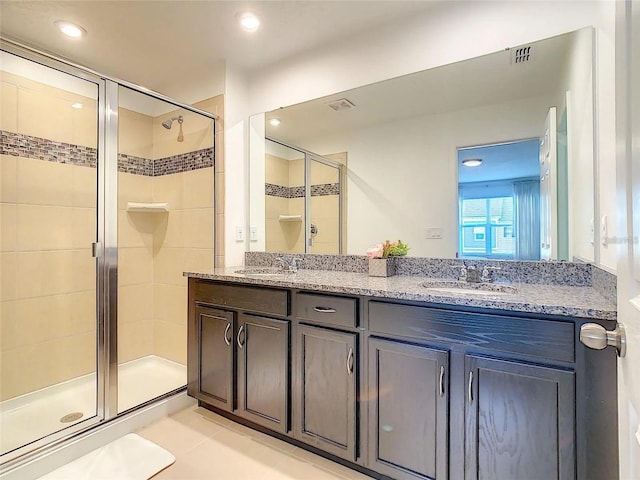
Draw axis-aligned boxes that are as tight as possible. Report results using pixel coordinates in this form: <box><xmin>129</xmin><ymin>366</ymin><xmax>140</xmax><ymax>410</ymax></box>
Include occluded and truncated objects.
<box><xmin>369</xmin><ymin>301</ymin><xmax>575</xmax><ymax>363</ymax></box>
<box><xmin>296</xmin><ymin>292</ymin><xmax>357</xmax><ymax>328</ymax></box>
<box><xmin>194</xmin><ymin>280</ymin><xmax>289</xmax><ymax>316</ymax></box>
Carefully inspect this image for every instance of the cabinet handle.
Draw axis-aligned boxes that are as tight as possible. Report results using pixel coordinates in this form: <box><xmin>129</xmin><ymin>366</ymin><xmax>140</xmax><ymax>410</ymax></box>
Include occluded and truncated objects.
<box><xmin>346</xmin><ymin>347</ymin><xmax>354</xmax><ymax>376</ymax></box>
<box><xmin>439</xmin><ymin>365</ymin><xmax>445</xmax><ymax>397</ymax></box>
<box><xmin>237</xmin><ymin>325</ymin><xmax>245</xmax><ymax>349</ymax></box>
<box><xmin>223</xmin><ymin>322</ymin><xmax>231</xmax><ymax>346</ymax></box>
<box><xmin>313</xmin><ymin>306</ymin><xmax>337</xmax><ymax>313</ymax></box>
<box><xmin>468</xmin><ymin>371</ymin><xmax>474</xmax><ymax>404</ymax></box>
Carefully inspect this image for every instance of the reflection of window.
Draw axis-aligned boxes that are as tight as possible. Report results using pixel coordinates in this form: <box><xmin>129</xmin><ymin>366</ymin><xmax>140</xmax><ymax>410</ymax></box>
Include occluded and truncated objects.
<box><xmin>460</xmin><ymin>196</ymin><xmax>515</xmax><ymax>258</ymax></box>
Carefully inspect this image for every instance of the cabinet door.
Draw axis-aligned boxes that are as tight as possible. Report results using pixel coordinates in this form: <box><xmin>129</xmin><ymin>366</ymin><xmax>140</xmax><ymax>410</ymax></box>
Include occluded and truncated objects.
<box><xmin>237</xmin><ymin>313</ymin><xmax>290</xmax><ymax>434</ymax></box>
<box><xmin>368</xmin><ymin>338</ymin><xmax>449</xmax><ymax>480</ymax></box>
<box><xmin>192</xmin><ymin>306</ymin><xmax>234</xmax><ymax>411</ymax></box>
<box><xmin>465</xmin><ymin>355</ymin><xmax>575</xmax><ymax>480</ymax></box>
<box><xmin>297</xmin><ymin>324</ymin><xmax>358</xmax><ymax>461</ymax></box>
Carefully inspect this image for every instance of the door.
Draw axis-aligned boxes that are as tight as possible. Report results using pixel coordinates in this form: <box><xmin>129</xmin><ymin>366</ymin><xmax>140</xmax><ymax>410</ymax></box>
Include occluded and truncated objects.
<box><xmin>616</xmin><ymin>2</ymin><xmax>640</xmax><ymax>478</ymax></box>
<box><xmin>368</xmin><ymin>338</ymin><xmax>449</xmax><ymax>480</ymax></box>
<box><xmin>237</xmin><ymin>313</ymin><xmax>290</xmax><ymax>433</ymax></box>
<box><xmin>192</xmin><ymin>306</ymin><xmax>234</xmax><ymax>411</ymax></box>
<box><xmin>540</xmin><ymin>106</ymin><xmax>557</xmax><ymax>260</ymax></box>
<box><xmin>464</xmin><ymin>355</ymin><xmax>575</xmax><ymax>480</ymax></box>
<box><xmin>0</xmin><ymin>48</ymin><xmax>103</xmax><ymax>461</ymax></box>
<box><xmin>308</xmin><ymin>156</ymin><xmax>342</xmax><ymax>254</ymax></box>
<box><xmin>297</xmin><ymin>324</ymin><xmax>357</xmax><ymax>460</ymax></box>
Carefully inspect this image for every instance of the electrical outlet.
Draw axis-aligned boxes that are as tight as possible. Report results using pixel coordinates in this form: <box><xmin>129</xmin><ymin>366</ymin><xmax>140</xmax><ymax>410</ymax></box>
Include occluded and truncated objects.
<box><xmin>235</xmin><ymin>225</ymin><xmax>245</xmax><ymax>242</ymax></box>
<box><xmin>250</xmin><ymin>225</ymin><xmax>258</xmax><ymax>242</ymax></box>
<box><xmin>425</xmin><ymin>228</ymin><xmax>443</xmax><ymax>239</ymax></box>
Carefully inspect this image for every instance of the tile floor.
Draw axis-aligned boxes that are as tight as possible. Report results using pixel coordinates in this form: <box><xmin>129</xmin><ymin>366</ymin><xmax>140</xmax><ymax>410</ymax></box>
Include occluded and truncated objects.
<box><xmin>138</xmin><ymin>406</ymin><xmax>373</xmax><ymax>480</ymax></box>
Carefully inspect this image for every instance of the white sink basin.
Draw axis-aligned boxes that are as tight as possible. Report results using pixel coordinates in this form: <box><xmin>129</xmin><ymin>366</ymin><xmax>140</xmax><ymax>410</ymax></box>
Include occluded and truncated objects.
<box><xmin>426</xmin><ymin>287</ymin><xmax>510</xmax><ymax>296</ymax></box>
<box><xmin>422</xmin><ymin>279</ymin><xmax>517</xmax><ymax>295</ymax></box>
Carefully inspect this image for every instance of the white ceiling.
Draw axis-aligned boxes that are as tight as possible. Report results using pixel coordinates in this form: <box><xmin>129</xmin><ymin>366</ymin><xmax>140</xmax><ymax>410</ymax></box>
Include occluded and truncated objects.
<box><xmin>0</xmin><ymin>1</ymin><xmax>439</xmax><ymax>104</ymax></box>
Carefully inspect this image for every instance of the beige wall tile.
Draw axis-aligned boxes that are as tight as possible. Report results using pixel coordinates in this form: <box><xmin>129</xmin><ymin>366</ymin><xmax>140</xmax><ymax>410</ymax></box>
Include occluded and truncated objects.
<box><xmin>1</xmin><ymin>155</ymin><xmax>18</xmax><ymax>203</ymax></box>
<box><xmin>17</xmin><ymin>205</ymin><xmax>74</xmax><ymax>251</ymax></box>
<box><xmin>118</xmin><ymin>320</ymin><xmax>154</xmax><ymax>363</ymax></box>
<box><xmin>154</xmin><ymin>285</ymin><xmax>187</xmax><ymax>326</ymax></box>
<box><xmin>156</xmin><ymin>209</ymin><xmax>184</xmax><ymax>249</ymax></box>
<box><xmin>215</xmin><ymin>254</ymin><xmax>225</xmax><ymax>268</ymax></box>
<box><xmin>265</xmin><ymin>196</ymin><xmax>289</xmax><ymax>220</ymax></box>
<box><xmin>183</xmin><ymin>168</ymin><xmax>214</xmax><ymax>209</ymax></box>
<box><xmin>118</xmin><ymin>284</ymin><xmax>153</xmax><ymax>325</ymax></box>
<box><xmin>289</xmin><ymin>159</ymin><xmax>305</xmax><ymax>186</ymax></box>
<box><xmin>183</xmin><ymin>209</ymin><xmax>213</xmax><ymax>249</ymax></box>
<box><xmin>118</xmin><ymin>172</ymin><xmax>153</xmax><ymax>209</ymax></box>
<box><xmin>183</xmin><ymin>248</ymin><xmax>214</xmax><ymax>275</ymax></box>
<box><xmin>215</xmin><ymin>213</ymin><xmax>224</xmax><ymax>258</ymax></box>
<box><xmin>0</xmin><ymin>80</ymin><xmax>18</xmax><ymax>132</ymax></box>
<box><xmin>153</xmin><ymin>247</ymin><xmax>186</xmax><ymax>287</ymax></box>
<box><xmin>214</xmin><ymin>171</ymin><xmax>224</xmax><ymax>215</ymax></box>
<box><xmin>289</xmin><ymin>198</ymin><xmax>305</xmax><ymax>216</ymax></box>
<box><xmin>18</xmin><ymin>87</ymin><xmax>73</xmax><ymax>145</ymax></box>
<box><xmin>153</xmin><ymin>172</ymin><xmax>184</xmax><ymax>210</ymax></box>
<box><xmin>265</xmin><ymin>155</ymin><xmax>290</xmax><ymax>186</ymax></box>
<box><xmin>16</xmin><ymin>251</ymin><xmax>77</xmax><ymax>298</ymax></box>
<box><xmin>0</xmin><ymin>300</ymin><xmax>17</xmax><ymax>350</ymax></box>
<box><xmin>193</xmin><ymin>95</ymin><xmax>224</xmax><ymax>118</ymax></box>
<box><xmin>119</xmin><ymin>210</ymin><xmax>156</xmax><ymax>249</ymax></box>
<box><xmin>72</xmin><ymin>101</ymin><xmax>98</xmax><ymax>148</ymax></box>
<box><xmin>1</xmin><ymin>253</ymin><xmax>17</xmax><ymax>300</ymax></box>
<box><xmin>118</xmin><ymin>246</ymin><xmax>153</xmax><ymax>287</ymax></box>
<box><xmin>72</xmin><ymin>164</ymin><xmax>97</xmax><ymax>208</ymax></box>
<box><xmin>311</xmin><ymin>162</ymin><xmax>339</xmax><ymax>184</ymax></box>
<box><xmin>47</xmin><ymin>332</ymin><xmax>96</xmax><ymax>384</ymax></box>
<box><xmin>1</xmin><ymin>203</ymin><xmax>17</xmax><ymax>252</ymax></box>
<box><xmin>119</xmin><ymin>107</ymin><xmax>153</xmax><ymax>159</ymax></box>
<box><xmin>18</xmin><ymin>158</ymin><xmax>74</xmax><ymax>206</ymax></box>
<box><xmin>154</xmin><ymin>320</ymin><xmax>187</xmax><ymax>365</ymax></box>
<box><xmin>72</xmin><ymin>248</ymin><xmax>96</xmax><ymax>292</ymax></box>
<box><xmin>68</xmin><ymin>290</ymin><xmax>96</xmax><ymax>335</ymax></box>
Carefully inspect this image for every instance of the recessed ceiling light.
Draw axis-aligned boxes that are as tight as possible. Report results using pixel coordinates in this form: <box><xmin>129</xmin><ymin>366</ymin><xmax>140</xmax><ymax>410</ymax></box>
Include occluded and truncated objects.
<box><xmin>462</xmin><ymin>158</ymin><xmax>483</xmax><ymax>167</ymax></box>
<box><xmin>238</xmin><ymin>12</ymin><xmax>260</xmax><ymax>32</ymax></box>
<box><xmin>269</xmin><ymin>118</ymin><xmax>281</xmax><ymax>127</ymax></box>
<box><xmin>71</xmin><ymin>103</ymin><xmax>83</xmax><ymax>109</ymax></box>
<box><xmin>55</xmin><ymin>20</ymin><xmax>86</xmax><ymax>38</ymax></box>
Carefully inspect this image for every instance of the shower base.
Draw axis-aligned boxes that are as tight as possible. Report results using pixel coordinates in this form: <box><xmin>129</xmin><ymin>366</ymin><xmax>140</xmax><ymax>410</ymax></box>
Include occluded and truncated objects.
<box><xmin>0</xmin><ymin>355</ymin><xmax>186</xmax><ymax>456</ymax></box>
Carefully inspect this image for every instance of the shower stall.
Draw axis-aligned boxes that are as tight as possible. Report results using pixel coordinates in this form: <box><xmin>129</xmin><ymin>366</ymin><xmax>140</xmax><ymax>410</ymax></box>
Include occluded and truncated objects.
<box><xmin>0</xmin><ymin>41</ymin><xmax>216</xmax><ymax>467</ymax></box>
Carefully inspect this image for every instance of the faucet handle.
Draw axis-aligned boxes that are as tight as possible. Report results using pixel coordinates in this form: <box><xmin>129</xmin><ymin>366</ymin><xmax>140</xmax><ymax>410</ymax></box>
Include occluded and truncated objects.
<box><xmin>454</xmin><ymin>265</ymin><xmax>467</xmax><ymax>281</ymax></box>
<box><xmin>481</xmin><ymin>265</ymin><xmax>501</xmax><ymax>282</ymax></box>
<box><xmin>291</xmin><ymin>258</ymin><xmax>301</xmax><ymax>272</ymax></box>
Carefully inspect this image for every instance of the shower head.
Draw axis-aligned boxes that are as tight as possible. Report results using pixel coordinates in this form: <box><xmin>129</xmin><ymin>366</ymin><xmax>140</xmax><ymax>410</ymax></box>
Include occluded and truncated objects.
<box><xmin>162</xmin><ymin>115</ymin><xmax>185</xmax><ymax>142</ymax></box>
<box><xmin>162</xmin><ymin>115</ymin><xmax>183</xmax><ymax>129</ymax></box>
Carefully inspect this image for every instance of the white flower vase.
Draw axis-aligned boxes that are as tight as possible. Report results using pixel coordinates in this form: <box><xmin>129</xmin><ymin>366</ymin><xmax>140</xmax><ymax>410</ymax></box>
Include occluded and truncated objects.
<box><xmin>368</xmin><ymin>257</ymin><xmax>396</xmax><ymax>277</ymax></box>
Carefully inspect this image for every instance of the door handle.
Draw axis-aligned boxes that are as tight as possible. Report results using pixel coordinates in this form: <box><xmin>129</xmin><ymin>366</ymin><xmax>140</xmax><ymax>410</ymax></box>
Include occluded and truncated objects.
<box><xmin>313</xmin><ymin>306</ymin><xmax>337</xmax><ymax>313</ymax></box>
<box><xmin>346</xmin><ymin>347</ymin><xmax>354</xmax><ymax>376</ymax></box>
<box><xmin>580</xmin><ymin>322</ymin><xmax>626</xmax><ymax>357</ymax></box>
<box><xmin>224</xmin><ymin>322</ymin><xmax>231</xmax><ymax>346</ymax></box>
<box><xmin>237</xmin><ymin>325</ymin><xmax>245</xmax><ymax>349</ymax></box>
<box><xmin>468</xmin><ymin>371</ymin><xmax>473</xmax><ymax>404</ymax></box>
<box><xmin>439</xmin><ymin>365</ymin><xmax>445</xmax><ymax>397</ymax></box>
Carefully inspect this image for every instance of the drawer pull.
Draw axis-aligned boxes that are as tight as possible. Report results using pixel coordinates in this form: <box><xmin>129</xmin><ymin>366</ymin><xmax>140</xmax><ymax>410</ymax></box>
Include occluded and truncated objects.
<box><xmin>439</xmin><ymin>365</ymin><xmax>445</xmax><ymax>397</ymax></box>
<box><xmin>237</xmin><ymin>325</ymin><xmax>245</xmax><ymax>349</ymax></box>
<box><xmin>346</xmin><ymin>347</ymin><xmax>354</xmax><ymax>376</ymax></box>
<box><xmin>313</xmin><ymin>306</ymin><xmax>337</xmax><ymax>314</ymax></box>
<box><xmin>468</xmin><ymin>371</ymin><xmax>474</xmax><ymax>404</ymax></box>
<box><xmin>224</xmin><ymin>322</ymin><xmax>231</xmax><ymax>346</ymax></box>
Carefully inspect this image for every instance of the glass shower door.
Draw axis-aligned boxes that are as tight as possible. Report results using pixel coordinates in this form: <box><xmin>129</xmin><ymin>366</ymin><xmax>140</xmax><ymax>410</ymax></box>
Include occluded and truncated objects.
<box><xmin>0</xmin><ymin>50</ymin><xmax>101</xmax><ymax>458</ymax></box>
<box><xmin>308</xmin><ymin>155</ymin><xmax>342</xmax><ymax>254</ymax></box>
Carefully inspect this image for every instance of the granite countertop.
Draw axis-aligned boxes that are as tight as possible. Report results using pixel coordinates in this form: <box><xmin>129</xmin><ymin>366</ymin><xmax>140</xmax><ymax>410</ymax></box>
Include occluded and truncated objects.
<box><xmin>184</xmin><ymin>267</ymin><xmax>617</xmax><ymax>321</ymax></box>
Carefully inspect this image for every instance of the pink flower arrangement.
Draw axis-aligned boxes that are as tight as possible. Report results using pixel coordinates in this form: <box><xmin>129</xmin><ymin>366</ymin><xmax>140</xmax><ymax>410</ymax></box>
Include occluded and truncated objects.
<box><xmin>366</xmin><ymin>243</ymin><xmax>384</xmax><ymax>258</ymax></box>
<box><xmin>366</xmin><ymin>240</ymin><xmax>410</xmax><ymax>258</ymax></box>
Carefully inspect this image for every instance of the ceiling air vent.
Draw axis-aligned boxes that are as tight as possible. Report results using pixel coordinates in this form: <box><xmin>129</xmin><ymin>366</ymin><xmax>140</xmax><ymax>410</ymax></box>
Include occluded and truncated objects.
<box><xmin>326</xmin><ymin>98</ymin><xmax>355</xmax><ymax>111</ymax></box>
<box><xmin>511</xmin><ymin>45</ymin><xmax>533</xmax><ymax>64</ymax></box>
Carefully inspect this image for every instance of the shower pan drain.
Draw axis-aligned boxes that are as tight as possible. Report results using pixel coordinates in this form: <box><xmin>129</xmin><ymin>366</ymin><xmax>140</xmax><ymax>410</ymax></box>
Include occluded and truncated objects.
<box><xmin>60</xmin><ymin>412</ymin><xmax>84</xmax><ymax>423</ymax></box>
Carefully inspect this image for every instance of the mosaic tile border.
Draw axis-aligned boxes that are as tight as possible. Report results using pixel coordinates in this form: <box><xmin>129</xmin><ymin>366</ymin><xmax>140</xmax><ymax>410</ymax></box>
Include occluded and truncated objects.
<box><xmin>265</xmin><ymin>182</ymin><xmax>340</xmax><ymax>198</ymax></box>
<box><xmin>245</xmin><ymin>251</ymin><xmax>610</xmax><ymax>288</ymax></box>
<box><xmin>1</xmin><ymin>130</ymin><xmax>214</xmax><ymax>176</ymax></box>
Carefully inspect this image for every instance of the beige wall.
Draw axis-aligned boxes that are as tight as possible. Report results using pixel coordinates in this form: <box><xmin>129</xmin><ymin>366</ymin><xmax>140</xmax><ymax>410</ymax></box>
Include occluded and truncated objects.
<box><xmin>1</xmin><ymin>71</ymin><xmax>97</xmax><ymax>400</ymax></box>
<box><xmin>0</xmin><ymin>68</ymin><xmax>220</xmax><ymax>399</ymax></box>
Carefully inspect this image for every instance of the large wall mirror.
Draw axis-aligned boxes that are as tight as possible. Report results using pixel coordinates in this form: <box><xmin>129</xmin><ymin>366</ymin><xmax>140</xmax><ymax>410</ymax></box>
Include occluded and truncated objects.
<box><xmin>249</xmin><ymin>27</ymin><xmax>596</xmax><ymax>263</ymax></box>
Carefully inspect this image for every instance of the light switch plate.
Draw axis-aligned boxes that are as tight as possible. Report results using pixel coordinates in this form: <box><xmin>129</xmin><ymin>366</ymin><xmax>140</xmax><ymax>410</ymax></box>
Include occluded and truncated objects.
<box><xmin>250</xmin><ymin>226</ymin><xmax>258</xmax><ymax>242</ymax></box>
<box><xmin>235</xmin><ymin>225</ymin><xmax>245</xmax><ymax>242</ymax></box>
<box><xmin>425</xmin><ymin>228</ymin><xmax>443</xmax><ymax>239</ymax></box>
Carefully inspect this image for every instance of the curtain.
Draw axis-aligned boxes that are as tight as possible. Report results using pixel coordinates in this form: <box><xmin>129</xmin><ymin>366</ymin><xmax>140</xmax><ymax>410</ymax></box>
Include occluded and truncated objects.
<box><xmin>513</xmin><ymin>180</ymin><xmax>540</xmax><ymax>260</ymax></box>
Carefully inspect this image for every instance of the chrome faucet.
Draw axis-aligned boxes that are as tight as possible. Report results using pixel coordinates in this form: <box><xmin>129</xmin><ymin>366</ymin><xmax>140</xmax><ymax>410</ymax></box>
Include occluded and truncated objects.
<box><xmin>481</xmin><ymin>265</ymin><xmax>501</xmax><ymax>283</ymax></box>
<box><xmin>276</xmin><ymin>256</ymin><xmax>300</xmax><ymax>272</ymax></box>
<box><xmin>465</xmin><ymin>265</ymin><xmax>482</xmax><ymax>283</ymax></box>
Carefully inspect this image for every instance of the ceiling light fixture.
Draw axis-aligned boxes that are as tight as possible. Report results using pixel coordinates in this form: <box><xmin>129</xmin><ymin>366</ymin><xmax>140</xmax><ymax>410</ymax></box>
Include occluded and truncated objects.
<box><xmin>269</xmin><ymin>118</ymin><xmax>281</xmax><ymax>127</ymax></box>
<box><xmin>462</xmin><ymin>158</ymin><xmax>483</xmax><ymax>167</ymax></box>
<box><xmin>54</xmin><ymin>20</ymin><xmax>86</xmax><ymax>38</ymax></box>
<box><xmin>71</xmin><ymin>103</ymin><xmax>83</xmax><ymax>109</ymax></box>
<box><xmin>239</xmin><ymin>12</ymin><xmax>260</xmax><ymax>32</ymax></box>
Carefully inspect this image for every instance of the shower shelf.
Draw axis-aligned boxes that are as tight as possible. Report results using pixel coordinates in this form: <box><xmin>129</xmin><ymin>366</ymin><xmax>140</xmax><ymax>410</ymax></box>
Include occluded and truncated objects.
<box><xmin>278</xmin><ymin>214</ymin><xmax>303</xmax><ymax>222</ymax></box>
<box><xmin>126</xmin><ymin>202</ymin><xmax>169</xmax><ymax>213</ymax></box>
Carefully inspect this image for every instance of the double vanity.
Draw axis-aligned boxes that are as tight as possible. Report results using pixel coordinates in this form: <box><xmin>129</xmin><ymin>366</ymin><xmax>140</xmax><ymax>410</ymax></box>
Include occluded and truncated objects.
<box><xmin>185</xmin><ymin>254</ymin><xmax>618</xmax><ymax>480</ymax></box>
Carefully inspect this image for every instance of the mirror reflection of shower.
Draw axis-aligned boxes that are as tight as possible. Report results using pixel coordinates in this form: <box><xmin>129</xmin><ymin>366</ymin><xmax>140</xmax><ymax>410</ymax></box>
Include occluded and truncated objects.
<box><xmin>162</xmin><ymin>115</ymin><xmax>184</xmax><ymax>142</ymax></box>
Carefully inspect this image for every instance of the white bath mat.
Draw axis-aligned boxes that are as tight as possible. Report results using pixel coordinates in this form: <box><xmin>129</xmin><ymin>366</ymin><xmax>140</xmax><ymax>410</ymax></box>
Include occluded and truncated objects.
<box><xmin>39</xmin><ymin>433</ymin><xmax>175</xmax><ymax>480</ymax></box>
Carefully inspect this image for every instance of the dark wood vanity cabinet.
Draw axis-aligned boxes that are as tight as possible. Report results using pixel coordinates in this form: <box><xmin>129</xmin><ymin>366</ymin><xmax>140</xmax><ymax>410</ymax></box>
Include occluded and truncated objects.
<box><xmin>296</xmin><ymin>324</ymin><xmax>358</xmax><ymax>461</ymax></box>
<box><xmin>188</xmin><ymin>279</ymin><xmax>617</xmax><ymax>480</ymax></box>
<box><xmin>464</xmin><ymin>355</ymin><xmax>575</xmax><ymax>480</ymax></box>
<box><xmin>368</xmin><ymin>338</ymin><xmax>449</xmax><ymax>480</ymax></box>
<box><xmin>187</xmin><ymin>279</ymin><xmax>291</xmax><ymax>434</ymax></box>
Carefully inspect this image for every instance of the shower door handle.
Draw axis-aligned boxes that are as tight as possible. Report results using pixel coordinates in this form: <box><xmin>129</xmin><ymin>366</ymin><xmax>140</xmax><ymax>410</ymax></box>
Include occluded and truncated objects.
<box><xmin>91</xmin><ymin>242</ymin><xmax>102</xmax><ymax>258</ymax></box>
